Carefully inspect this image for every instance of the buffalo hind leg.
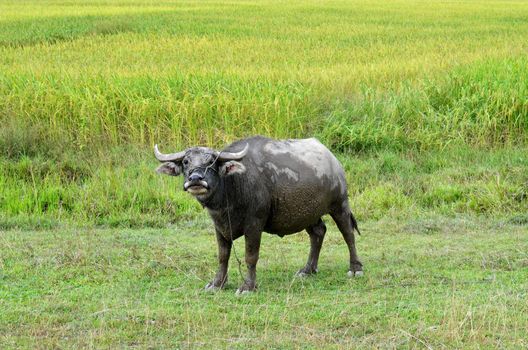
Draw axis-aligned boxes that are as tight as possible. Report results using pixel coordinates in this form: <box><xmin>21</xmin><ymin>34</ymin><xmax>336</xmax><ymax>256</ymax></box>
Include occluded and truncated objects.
<box><xmin>331</xmin><ymin>206</ymin><xmax>363</xmax><ymax>277</ymax></box>
<box><xmin>297</xmin><ymin>218</ymin><xmax>327</xmax><ymax>276</ymax></box>
<box><xmin>205</xmin><ymin>229</ymin><xmax>232</xmax><ymax>291</ymax></box>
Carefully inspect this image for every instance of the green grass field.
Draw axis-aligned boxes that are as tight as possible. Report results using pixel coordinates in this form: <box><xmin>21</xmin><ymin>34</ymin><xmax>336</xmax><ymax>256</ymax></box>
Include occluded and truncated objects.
<box><xmin>2</xmin><ymin>218</ymin><xmax>527</xmax><ymax>348</ymax></box>
<box><xmin>1</xmin><ymin>0</ymin><xmax>527</xmax><ymax>348</ymax></box>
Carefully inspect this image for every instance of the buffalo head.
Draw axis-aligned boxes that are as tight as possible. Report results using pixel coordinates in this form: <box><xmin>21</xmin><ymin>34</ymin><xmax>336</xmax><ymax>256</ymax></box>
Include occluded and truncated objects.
<box><xmin>154</xmin><ymin>143</ymin><xmax>248</xmax><ymax>198</ymax></box>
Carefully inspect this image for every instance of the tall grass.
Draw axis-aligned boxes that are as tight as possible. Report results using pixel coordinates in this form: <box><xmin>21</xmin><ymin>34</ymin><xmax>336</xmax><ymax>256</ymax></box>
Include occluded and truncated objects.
<box><xmin>0</xmin><ymin>75</ymin><xmax>315</xmax><ymax>149</ymax></box>
<box><xmin>2</xmin><ymin>58</ymin><xmax>527</xmax><ymax>152</ymax></box>
<box><xmin>0</xmin><ymin>0</ymin><xmax>527</xmax><ymax>227</ymax></box>
<box><xmin>1</xmin><ymin>126</ymin><xmax>526</xmax><ymax>229</ymax></box>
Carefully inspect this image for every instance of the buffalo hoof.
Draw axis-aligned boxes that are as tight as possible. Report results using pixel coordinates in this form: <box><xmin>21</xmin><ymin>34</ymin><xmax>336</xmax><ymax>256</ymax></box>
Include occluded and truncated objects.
<box><xmin>204</xmin><ymin>281</ymin><xmax>225</xmax><ymax>292</ymax></box>
<box><xmin>347</xmin><ymin>270</ymin><xmax>364</xmax><ymax>278</ymax></box>
<box><xmin>235</xmin><ymin>283</ymin><xmax>256</xmax><ymax>295</ymax></box>
<box><xmin>295</xmin><ymin>267</ymin><xmax>318</xmax><ymax>277</ymax></box>
<box><xmin>235</xmin><ymin>289</ymin><xmax>252</xmax><ymax>296</ymax></box>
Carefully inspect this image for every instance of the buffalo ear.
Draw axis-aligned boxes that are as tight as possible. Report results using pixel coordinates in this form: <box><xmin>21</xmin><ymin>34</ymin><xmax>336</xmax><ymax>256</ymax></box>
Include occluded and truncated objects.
<box><xmin>220</xmin><ymin>161</ymin><xmax>246</xmax><ymax>176</ymax></box>
<box><xmin>156</xmin><ymin>162</ymin><xmax>182</xmax><ymax>176</ymax></box>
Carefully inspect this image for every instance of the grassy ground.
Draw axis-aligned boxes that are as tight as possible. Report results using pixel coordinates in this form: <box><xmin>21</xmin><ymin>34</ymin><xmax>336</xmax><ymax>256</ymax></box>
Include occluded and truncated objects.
<box><xmin>1</xmin><ymin>217</ymin><xmax>527</xmax><ymax>348</ymax></box>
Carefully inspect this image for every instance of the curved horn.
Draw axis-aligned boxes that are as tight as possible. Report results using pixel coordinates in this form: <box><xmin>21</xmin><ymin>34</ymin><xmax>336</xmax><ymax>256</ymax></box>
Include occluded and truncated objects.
<box><xmin>217</xmin><ymin>143</ymin><xmax>249</xmax><ymax>161</ymax></box>
<box><xmin>154</xmin><ymin>144</ymin><xmax>186</xmax><ymax>162</ymax></box>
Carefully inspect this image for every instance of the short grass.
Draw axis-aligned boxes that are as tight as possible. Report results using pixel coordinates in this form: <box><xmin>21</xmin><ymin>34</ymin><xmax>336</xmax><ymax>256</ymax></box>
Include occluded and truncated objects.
<box><xmin>1</xmin><ymin>217</ymin><xmax>527</xmax><ymax>348</ymax></box>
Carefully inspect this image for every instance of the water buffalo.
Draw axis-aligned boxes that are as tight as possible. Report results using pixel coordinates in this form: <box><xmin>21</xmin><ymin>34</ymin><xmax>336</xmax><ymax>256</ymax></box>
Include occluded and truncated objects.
<box><xmin>154</xmin><ymin>136</ymin><xmax>362</xmax><ymax>294</ymax></box>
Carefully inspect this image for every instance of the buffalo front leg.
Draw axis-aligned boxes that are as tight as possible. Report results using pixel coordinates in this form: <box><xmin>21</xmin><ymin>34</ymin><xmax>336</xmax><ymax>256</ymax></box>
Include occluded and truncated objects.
<box><xmin>297</xmin><ymin>218</ymin><xmax>327</xmax><ymax>276</ymax></box>
<box><xmin>205</xmin><ymin>230</ymin><xmax>232</xmax><ymax>291</ymax></box>
<box><xmin>236</xmin><ymin>231</ymin><xmax>262</xmax><ymax>295</ymax></box>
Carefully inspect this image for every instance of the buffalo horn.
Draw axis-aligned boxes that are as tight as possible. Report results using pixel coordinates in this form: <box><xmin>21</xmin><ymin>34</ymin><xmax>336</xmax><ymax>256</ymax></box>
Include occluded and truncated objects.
<box><xmin>217</xmin><ymin>143</ymin><xmax>249</xmax><ymax>161</ymax></box>
<box><xmin>154</xmin><ymin>144</ymin><xmax>186</xmax><ymax>162</ymax></box>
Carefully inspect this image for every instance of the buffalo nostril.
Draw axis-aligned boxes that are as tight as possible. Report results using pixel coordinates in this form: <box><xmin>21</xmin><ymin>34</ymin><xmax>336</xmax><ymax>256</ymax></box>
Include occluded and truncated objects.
<box><xmin>189</xmin><ymin>173</ymin><xmax>203</xmax><ymax>182</ymax></box>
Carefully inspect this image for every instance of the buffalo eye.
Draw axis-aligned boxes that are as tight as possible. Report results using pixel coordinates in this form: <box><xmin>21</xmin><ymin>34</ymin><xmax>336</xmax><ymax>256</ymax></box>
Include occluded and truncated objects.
<box><xmin>183</xmin><ymin>159</ymin><xmax>189</xmax><ymax>166</ymax></box>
